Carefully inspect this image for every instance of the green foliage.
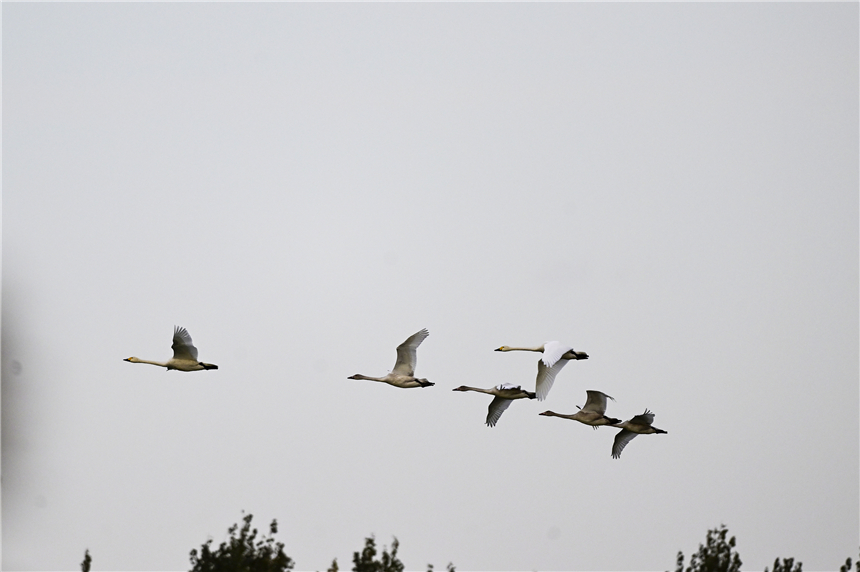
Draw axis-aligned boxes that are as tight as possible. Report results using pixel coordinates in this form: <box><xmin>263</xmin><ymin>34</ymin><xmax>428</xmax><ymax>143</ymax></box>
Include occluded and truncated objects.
<box><xmin>764</xmin><ymin>557</ymin><xmax>801</xmax><ymax>572</ymax></box>
<box><xmin>326</xmin><ymin>558</ymin><xmax>339</xmax><ymax>572</ymax></box>
<box><xmin>352</xmin><ymin>536</ymin><xmax>404</xmax><ymax>572</ymax></box>
<box><xmin>81</xmin><ymin>549</ymin><xmax>92</xmax><ymax>572</ymax></box>
<box><xmin>189</xmin><ymin>513</ymin><xmax>294</xmax><ymax>572</ymax></box>
<box><xmin>672</xmin><ymin>525</ymin><xmax>742</xmax><ymax>572</ymax></box>
<box><xmin>426</xmin><ymin>564</ymin><xmax>456</xmax><ymax>572</ymax></box>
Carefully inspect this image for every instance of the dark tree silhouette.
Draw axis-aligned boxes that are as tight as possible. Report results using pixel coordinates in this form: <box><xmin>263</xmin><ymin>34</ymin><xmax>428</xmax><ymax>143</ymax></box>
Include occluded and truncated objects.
<box><xmin>189</xmin><ymin>513</ymin><xmax>294</xmax><ymax>572</ymax></box>
<box><xmin>839</xmin><ymin>550</ymin><xmax>860</xmax><ymax>572</ymax></box>
<box><xmin>764</xmin><ymin>557</ymin><xmax>802</xmax><ymax>572</ymax></box>
<box><xmin>81</xmin><ymin>549</ymin><xmax>92</xmax><ymax>572</ymax></box>
<box><xmin>426</xmin><ymin>564</ymin><xmax>456</xmax><ymax>572</ymax></box>
<box><xmin>672</xmin><ymin>525</ymin><xmax>742</xmax><ymax>572</ymax></box>
<box><xmin>352</xmin><ymin>536</ymin><xmax>404</xmax><ymax>572</ymax></box>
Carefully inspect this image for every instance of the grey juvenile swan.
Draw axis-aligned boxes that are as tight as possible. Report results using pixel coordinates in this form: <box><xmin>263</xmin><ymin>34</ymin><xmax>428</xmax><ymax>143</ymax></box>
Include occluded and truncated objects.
<box><xmin>539</xmin><ymin>390</ymin><xmax>621</xmax><ymax>428</ymax></box>
<box><xmin>611</xmin><ymin>409</ymin><xmax>667</xmax><ymax>459</ymax></box>
<box><xmin>124</xmin><ymin>326</ymin><xmax>218</xmax><ymax>372</ymax></box>
<box><xmin>348</xmin><ymin>329</ymin><xmax>434</xmax><ymax>388</ymax></box>
<box><xmin>452</xmin><ymin>383</ymin><xmax>536</xmax><ymax>427</ymax></box>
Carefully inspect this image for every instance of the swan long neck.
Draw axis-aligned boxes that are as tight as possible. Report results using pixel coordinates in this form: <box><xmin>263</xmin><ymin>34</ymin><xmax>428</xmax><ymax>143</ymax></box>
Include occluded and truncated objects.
<box><xmin>352</xmin><ymin>374</ymin><xmax>386</xmax><ymax>382</ymax></box>
<box><xmin>127</xmin><ymin>357</ymin><xmax>169</xmax><ymax>368</ymax></box>
<box><xmin>540</xmin><ymin>410</ymin><xmax>577</xmax><ymax>419</ymax></box>
<box><xmin>501</xmin><ymin>345</ymin><xmax>545</xmax><ymax>353</ymax></box>
<box><xmin>456</xmin><ymin>386</ymin><xmax>495</xmax><ymax>395</ymax></box>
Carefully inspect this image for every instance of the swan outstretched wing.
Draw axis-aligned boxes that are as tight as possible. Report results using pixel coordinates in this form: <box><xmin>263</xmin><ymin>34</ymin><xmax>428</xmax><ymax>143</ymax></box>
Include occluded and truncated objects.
<box><xmin>535</xmin><ymin>359</ymin><xmax>568</xmax><ymax>401</ymax></box>
<box><xmin>612</xmin><ymin>429</ymin><xmax>638</xmax><ymax>458</ymax></box>
<box><xmin>392</xmin><ymin>328</ymin><xmax>429</xmax><ymax>376</ymax></box>
<box><xmin>172</xmin><ymin>326</ymin><xmax>199</xmax><ymax>361</ymax></box>
<box><xmin>629</xmin><ymin>409</ymin><xmax>655</xmax><ymax>426</ymax></box>
<box><xmin>582</xmin><ymin>390</ymin><xmax>614</xmax><ymax>414</ymax></box>
<box><xmin>541</xmin><ymin>341</ymin><xmax>573</xmax><ymax>368</ymax></box>
<box><xmin>486</xmin><ymin>396</ymin><xmax>513</xmax><ymax>427</ymax></box>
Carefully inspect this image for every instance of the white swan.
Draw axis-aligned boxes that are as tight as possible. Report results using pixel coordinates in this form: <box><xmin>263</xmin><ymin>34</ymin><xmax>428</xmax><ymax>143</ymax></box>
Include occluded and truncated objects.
<box><xmin>495</xmin><ymin>341</ymin><xmax>589</xmax><ymax>366</ymax></box>
<box><xmin>124</xmin><ymin>326</ymin><xmax>218</xmax><ymax>371</ymax></box>
<box><xmin>348</xmin><ymin>329</ymin><xmax>434</xmax><ymax>388</ymax></box>
<box><xmin>611</xmin><ymin>409</ymin><xmax>667</xmax><ymax>459</ymax></box>
<box><xmin>495</xmin><ymin>341</ymin><xmax>588</xmax><ymax>401</ymax></box>
<box><xmin>539</xmin><ymin>390</ymin><xmax>621</xmax><ymax>429</ymax></box>
<box><xmin>452</xmin><ymin>383</ymin><xmax>536</xmax><ymax>427</ymax></box>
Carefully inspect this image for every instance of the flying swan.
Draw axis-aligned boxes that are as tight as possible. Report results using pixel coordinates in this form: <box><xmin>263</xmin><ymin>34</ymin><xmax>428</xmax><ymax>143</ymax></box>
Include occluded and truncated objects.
<box><xmin>348</xmin><ymin>329</ymin><xmax>434</xmax><ymax>388</ymax></box>
<box><xmin>539</xmin><ymin>390</ymin><xmax>621</xmax><ymax>428</ymax></box>
<box><xmin>452</xmin><ymin>383</ymin><xmax>536</xmax><ymax>427</ymax></box>
<box><xmin>495</xmin><ymin>341</ymin><xmax>588</xmax><ymax>400</ymax></box>
<box><xmin>611</xmin><ymin>409</ymin><xmax>667</xmax><ymax>459</ymax></box>
<box><xmin>124</xmin><ymin>326</ymin><xmax>218</xmax><ymax>371</ymax></box>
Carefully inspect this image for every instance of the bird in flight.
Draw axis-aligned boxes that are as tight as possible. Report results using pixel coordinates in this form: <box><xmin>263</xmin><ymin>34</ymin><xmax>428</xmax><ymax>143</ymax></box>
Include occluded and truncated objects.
<box><xmin>611</xmin><ymin>409</ymin><xmax>667</xmax><ymax>459</ymax></box>
<box><xmin>124</xmin><ymin>326</ymin><xmax>218</xmax><ymax>372</ymax></box>
<box><xmin>495</xmin><ymin>341</ymin><xmax>588</xmax><ymax>400</ymax></box>
<box><xmin>539</xmin><ymin>390</ymin><xmax>621</xmax><ymax>428</ymax></box>
<box><xmin>348</xmin><ymin>329</ymin><xmax>434</xmax><ymax>388</ymax></box>
<box><xmin>453</xmin><ymin>383</ymin><xmax>537</xmax><ymax>427</ymax></box>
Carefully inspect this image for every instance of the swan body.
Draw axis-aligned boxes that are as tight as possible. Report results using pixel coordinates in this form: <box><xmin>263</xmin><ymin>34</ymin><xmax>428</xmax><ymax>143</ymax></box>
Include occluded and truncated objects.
<box><xmin>495</xmin><ymin>341</ymin><xmax>588</xmax><ymax>401</ymax></box>
<box><xmin>124</xmin><ymin>326</ymin><xmax>218</xmax><ymax>372</ymax></box>
<box><xmin>452</xmin><ymin>383</ymin><xmax>536</xmax><ymax>427</ymax></box>
<box><xmin>611</xmin><ymin>409</ymin><xmax>667</xmax><ymax>459</ymax></box>
<box><xmin>539</xmin><ymin>390</ymin><xmax>621</xmax><ymax>428</ymax></box>
<box><xmin>348</xmin><ymin>329</ymin><xmax>434</xmax><ymax>388</ymax></box>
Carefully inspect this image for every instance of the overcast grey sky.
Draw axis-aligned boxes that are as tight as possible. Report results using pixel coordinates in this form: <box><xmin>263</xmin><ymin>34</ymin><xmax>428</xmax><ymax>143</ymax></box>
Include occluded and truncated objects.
<box><xmin>2</xmin><ymin>3</ymin><xmax>858</xmax><ymax>571</ymax></box>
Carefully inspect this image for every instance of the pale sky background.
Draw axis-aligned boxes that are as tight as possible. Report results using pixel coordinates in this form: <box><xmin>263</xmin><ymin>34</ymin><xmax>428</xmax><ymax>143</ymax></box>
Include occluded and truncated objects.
<box><xmin>2</xmin><ymin>3</ymin><xmax>858</xmax><ymax>571</ymax></box>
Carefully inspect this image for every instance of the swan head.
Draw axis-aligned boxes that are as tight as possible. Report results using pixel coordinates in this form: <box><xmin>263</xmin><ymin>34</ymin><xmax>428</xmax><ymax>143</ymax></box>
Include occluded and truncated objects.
<box><xmin>452</xmin><ymin>386</ymin><xmax>470</xmax><ymax>391</ymax></box>
<box><xmin>124</xmin><ymin>357</ymin><xmax>140</xmax><ymax>363</ymax></box>
<box><xmin>347</xmin><ymin>374</ymin><xmax>364</xmax><ymax>380</ymax></box>
<box><xmin>538</xmin><ymin>410</ymin><xmax>557</xmax><ymax>416</ymax></box>
<box><xmin>494</xmin><ymin>346</ymin><xmax>511</xmax><ymax>352</ymax></box>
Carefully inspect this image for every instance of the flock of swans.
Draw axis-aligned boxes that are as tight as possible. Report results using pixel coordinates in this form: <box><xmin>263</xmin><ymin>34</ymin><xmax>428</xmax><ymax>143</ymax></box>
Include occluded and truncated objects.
<box><xmin>124</xmin><ymin>326</ymin><xmax>667</xmax><ymax>458</ymax></box>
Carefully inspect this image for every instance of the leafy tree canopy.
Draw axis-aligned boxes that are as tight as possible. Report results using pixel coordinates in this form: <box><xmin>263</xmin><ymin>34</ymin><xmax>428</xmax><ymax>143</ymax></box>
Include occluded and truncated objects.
<box><xmin>352</xmin><ymin>535</ymin><xmax>403</xmax><ymax>572</ymax></box>
<box><xmin>764</xmin><ymin>557</ymin><xmax>802</xmax><ymax>572</ymax></box>
<box><xmin>189</xmin><ymin>513</ymin><xmax>294</xmax><ymax>572</ymax></box>
<box><xmin>839</xmin><ymin>552</ymin><xmax>860</xmax><ymax>572</ymax></box>
<box><xmin>426</xmin><ymin>563</ymin><xmax>456</xmax><ymax>572</ymax></box>
<box><xmin>672</xmin><ymin>525</ymin><xmax>742</xmax><ymax>572</ymax></box>
<box><xmin>81</xmin><ymin>549</ymin><xmax>92</xmax><ymax>572</ymax></box>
